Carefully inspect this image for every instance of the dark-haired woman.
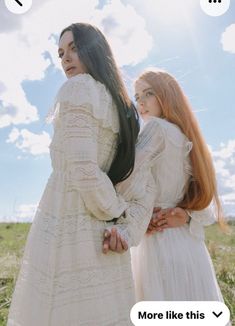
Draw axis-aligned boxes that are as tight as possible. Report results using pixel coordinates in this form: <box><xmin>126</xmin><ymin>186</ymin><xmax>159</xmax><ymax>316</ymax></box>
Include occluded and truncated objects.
<box><xmin>7</xmin><ymin>23</ymin><xmax>154</xmax><ymax>326</ymax></box>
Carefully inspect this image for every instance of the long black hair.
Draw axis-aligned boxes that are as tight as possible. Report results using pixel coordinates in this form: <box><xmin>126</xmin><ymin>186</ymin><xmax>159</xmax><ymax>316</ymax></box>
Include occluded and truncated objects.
<box><xmin>60</xmin><ymin>23</ymin><xmax>139</xmax><ymax>185</ymax></box>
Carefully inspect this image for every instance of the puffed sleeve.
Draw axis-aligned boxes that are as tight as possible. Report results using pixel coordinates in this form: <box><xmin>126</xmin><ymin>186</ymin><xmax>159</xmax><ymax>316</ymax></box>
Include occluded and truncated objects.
<box><xmin>106</xmin><ymin>118</ymin><xmax>165</xmax><ymax>247</ymax></box>
<box><xmin>56</xmin><ymin>74</ymin><xmax>127</xmax><ymax>220</ymax></box>
<box><xmin>188</xmin><ymin>206</ymin><xmax>216</xmax><ymax>240</ymax></box>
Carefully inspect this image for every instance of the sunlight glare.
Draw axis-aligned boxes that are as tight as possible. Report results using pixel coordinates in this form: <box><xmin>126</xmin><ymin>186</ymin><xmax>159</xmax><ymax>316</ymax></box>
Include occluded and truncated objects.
<box><xmin>143</xmin><ymin>0</ymin><xmax>198</xmax><ymax>26</ymax></box>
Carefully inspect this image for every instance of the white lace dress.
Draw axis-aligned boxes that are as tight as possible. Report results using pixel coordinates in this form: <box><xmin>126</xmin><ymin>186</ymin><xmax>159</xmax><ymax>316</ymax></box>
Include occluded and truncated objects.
<box><xmin>7</xmin><ymin>74</ymin><xmax>155</xmax><ymax>326</ymax></box>
<box><xmin>118</xmin><ymin>117</ymin><xmax>225</xmax><ymax>302</ymax></box>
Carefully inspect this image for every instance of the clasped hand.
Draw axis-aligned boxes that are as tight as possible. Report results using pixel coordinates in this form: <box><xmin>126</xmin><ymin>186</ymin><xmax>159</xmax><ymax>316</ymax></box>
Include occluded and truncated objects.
<box><xmin>102</xmin><ymin>227</ymin><xmax>128</xmax><ymax>254</ymax></box>
<box><xmin>102</xmin><ymin>207</ymin><xmax>189</xmax><ymax>254</ymax></box>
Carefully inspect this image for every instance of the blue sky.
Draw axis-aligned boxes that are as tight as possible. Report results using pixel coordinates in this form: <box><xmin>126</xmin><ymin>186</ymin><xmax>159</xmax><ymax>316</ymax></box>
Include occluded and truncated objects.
<box><xmin>0</xmin><ymin>0</ymin><xmax>235</xmax><ymax>221</ymax></box>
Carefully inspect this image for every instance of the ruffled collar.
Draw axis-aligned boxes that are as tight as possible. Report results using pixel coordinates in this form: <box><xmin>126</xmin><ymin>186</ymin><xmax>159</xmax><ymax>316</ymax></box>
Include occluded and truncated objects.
<box><xmin>46</xmin><ymin>73</ymin><xmax>95</xmax><ymax>124</ymax></box>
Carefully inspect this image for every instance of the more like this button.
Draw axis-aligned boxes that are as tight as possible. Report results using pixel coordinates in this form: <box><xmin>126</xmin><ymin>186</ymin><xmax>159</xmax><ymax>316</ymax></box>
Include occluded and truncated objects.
<box><xmin>4</xmin><ymin>0</ymin><xmax>32</xmax><ymax>14</ymax></box>
<box><xmin>130</xmin><ymin>301</ymin><xmax>231</xmax><ymax>325</ymax></box>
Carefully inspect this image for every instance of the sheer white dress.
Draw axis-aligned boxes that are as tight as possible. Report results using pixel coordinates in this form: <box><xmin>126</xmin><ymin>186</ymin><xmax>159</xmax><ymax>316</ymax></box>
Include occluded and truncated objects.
<box><xmin>7</xmin><ymin>74</ymin><xmax>227</xmax><ymax>326</ymax></box>
<box><xmin>115</xmin><ymin>117</ymin><xmax>225</xmax><ymax>303</ymax></box>
<box><xmin>7</xmin><ymin>74</ymin><xmax>156</xmax><ymax>326</ymax></box>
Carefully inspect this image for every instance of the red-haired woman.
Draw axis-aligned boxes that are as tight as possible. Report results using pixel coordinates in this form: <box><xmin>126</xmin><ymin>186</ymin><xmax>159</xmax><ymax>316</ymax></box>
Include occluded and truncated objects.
<box><xmin>104</xmin><ymin>69</ymin><xmax>227</xmax><ymax>304</ymax></box>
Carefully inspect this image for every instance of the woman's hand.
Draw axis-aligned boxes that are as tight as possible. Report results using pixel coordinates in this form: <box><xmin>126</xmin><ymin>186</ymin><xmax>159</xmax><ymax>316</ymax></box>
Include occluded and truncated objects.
<box><xmin>146</xmin><ymin>207</ymin><xmax>189</xmax><ymax>235</ymax></box>
<box><xmin>102</xmin><ymin>228</ymin><xmax>128</xmax><ymax>254</ymax></box>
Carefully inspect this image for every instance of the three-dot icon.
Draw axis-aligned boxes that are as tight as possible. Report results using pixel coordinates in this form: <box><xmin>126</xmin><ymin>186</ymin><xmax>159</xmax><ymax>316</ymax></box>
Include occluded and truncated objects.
<box><xmin>200</xmin><ymin>0</ymin><xmax>230</xmax><ymax>16</ymax></box>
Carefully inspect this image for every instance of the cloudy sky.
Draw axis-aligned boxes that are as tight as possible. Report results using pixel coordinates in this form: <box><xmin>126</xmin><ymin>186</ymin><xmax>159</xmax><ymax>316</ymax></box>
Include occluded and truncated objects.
<box><xmin>0</xmin><ymin>0</ymin><xmax>234</xmax><ymax>222</ymax></box>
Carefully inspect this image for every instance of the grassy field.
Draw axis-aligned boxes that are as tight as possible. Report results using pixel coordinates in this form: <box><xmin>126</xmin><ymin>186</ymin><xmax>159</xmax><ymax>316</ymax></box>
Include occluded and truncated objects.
<box><xmin>0</xmin><ymin>222</ymin><xmax>234</xmax><ymax>326</ymax></box>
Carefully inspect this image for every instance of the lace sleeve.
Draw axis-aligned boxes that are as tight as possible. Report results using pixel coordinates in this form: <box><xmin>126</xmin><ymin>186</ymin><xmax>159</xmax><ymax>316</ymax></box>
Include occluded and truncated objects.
<box><xmin>58</xmin><ymin>76</ymin><xmax>127</xmax><ymax>221</ymax></box>
<box><xmin>106</xmin><ymin>118</ymin><xmax>165</xmax><ymax>247</ymax></box>
<box><xmin>105</xmin><ymin>170</ymin><xmax>156</xmax><ymax>247</ymax></box>
<box><xmin>188</xmin><ymin>206</ymin><xmax>216</xmax><ymax>240</ymax></box>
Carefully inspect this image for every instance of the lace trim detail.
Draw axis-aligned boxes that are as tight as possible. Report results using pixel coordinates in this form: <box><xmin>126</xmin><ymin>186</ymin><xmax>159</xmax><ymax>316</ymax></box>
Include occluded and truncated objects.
<box><xmin>136</xmin><ymin>118</ymin><xmax>165</xmax><ymax>163</ymax></box>
<box><xmin>46</xmin><ymin>73</ymin><xmax>119</xmax><ymax>133</ymax></box>
<box><xmin>57</xmin><ymin>104</ymin><xmax>127</xmax><ymax>220</ymax></box>
<box><xmin>113</xmin><ymin>170</ymin><xmax>156</xmax><ymax>247</ymax></box>
<box><xmin>188</xmin><ymin>206</ymin><xmax>215</xmax><ymax>240</ymax></box>
<box><xmin>184</xmin><ymin>141</ymin><xmax>193</xmax><ymax>176</ymax></box>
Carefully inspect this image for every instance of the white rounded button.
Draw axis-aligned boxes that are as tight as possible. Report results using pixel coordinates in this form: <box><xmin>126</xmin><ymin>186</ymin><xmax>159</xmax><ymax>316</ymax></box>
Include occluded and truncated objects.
<box><xmin>4</xmin><ymin>0</ymin><xmax>32</xmax><ymax>15</ymax></box>
<box><xmin>200</xmin><ymin>0</ymin><xmax>230</xmax><ymax>17</ymax></box>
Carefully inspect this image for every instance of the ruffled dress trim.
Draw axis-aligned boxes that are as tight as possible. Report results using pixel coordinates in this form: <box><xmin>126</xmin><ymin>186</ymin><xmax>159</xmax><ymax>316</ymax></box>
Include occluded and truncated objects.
<box><xmin>46</xmin><ymin>73</ymin><xmax>119</xmax><ymax>133</ymax></box>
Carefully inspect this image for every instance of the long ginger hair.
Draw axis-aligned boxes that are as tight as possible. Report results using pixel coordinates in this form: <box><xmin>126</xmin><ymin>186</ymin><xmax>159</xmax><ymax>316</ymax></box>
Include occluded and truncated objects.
<box><xmin>136</xmin><ymin>69</ymin><xmax>224</xmax><ymax>226</ymax></box>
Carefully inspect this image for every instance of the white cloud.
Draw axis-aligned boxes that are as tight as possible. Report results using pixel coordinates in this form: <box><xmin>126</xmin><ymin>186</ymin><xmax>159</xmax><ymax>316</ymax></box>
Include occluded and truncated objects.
<box><xmin>92</xmin><ymin>0</ymin><xmax>153</xmax><ymax>66</ymax></box>
<box><xmin>6</xmin><ymin>127</ymin><xmax>20</xmax><ymax>143</ymax></box>
<box><xmin>0</xmin><ymin>0</ymin><xmax>153</xmax><ymax>129</ymax></box>
<box><xmin>213</xmin><ymin>159</ymin><xmax>229</xmax><ymax>177</ymax></box>
<box><xmin>15</xmin><ymin>203</ymin><xmax>38</xmax><ymax>222</ymax></box>
<box><xmin>221</xmin><ymin>193</ymin><xmax>235</xmax><ymax>217</ymax></box>
<box><xmin>0</xmin><ymin>203</ymin><xmax>38</xmax><ymax>222</ymax></box>
<box><xmin>123</xmin><ymin>0</ymin><xmax>198</xmax><ymax>30</ymax></box>
<box><xmin>211</xmin><ymin>139</ymin><xmax>235</xmax><ymax>215</ymax></box>
<box><xmin>222</xmin><ymin>193</ymin><xmax>235</xmax><ymax>205</ymax></box>
<box><xmin>212</xmin><ymin>139</ymin><xmax>235</xmax><ymax>159</ymax></box>
<box><xmin>7</xmin><ymin>128</ymin><xmax>51</xmax><ymax>155</ymax></box>
<box><xmin>221</xmin><ymin>23</ymin><xmax>235</xmax><ymax>54</ymax></box>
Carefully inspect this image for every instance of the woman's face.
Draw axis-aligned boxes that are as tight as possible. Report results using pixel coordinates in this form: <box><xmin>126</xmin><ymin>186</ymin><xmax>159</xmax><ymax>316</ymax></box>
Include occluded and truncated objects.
<box><xmin>58</xmin><ymin>31</ymin><xmax>87</xmax><ymax>78</ymax></box>
<box><xmin>135</xmin><ymin>79</ymin><xmax>162</xmax><ymax>121</ymax></box>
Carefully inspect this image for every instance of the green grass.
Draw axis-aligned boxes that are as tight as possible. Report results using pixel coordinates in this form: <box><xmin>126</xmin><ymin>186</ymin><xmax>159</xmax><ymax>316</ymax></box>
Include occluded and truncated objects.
<box><xmin>205</xmin><ymin>221</ymin><xmax>235</xmax><ymax>325</ymax></box>
<box><xmin>0</xmin><ymin>222</ymin><xmax>234</xmax><ymax>325</ymax></box>
<box><xmin>0</xmin><ymin>223</ymin><xmax>31</xmax><ymax>326</ymax></box>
